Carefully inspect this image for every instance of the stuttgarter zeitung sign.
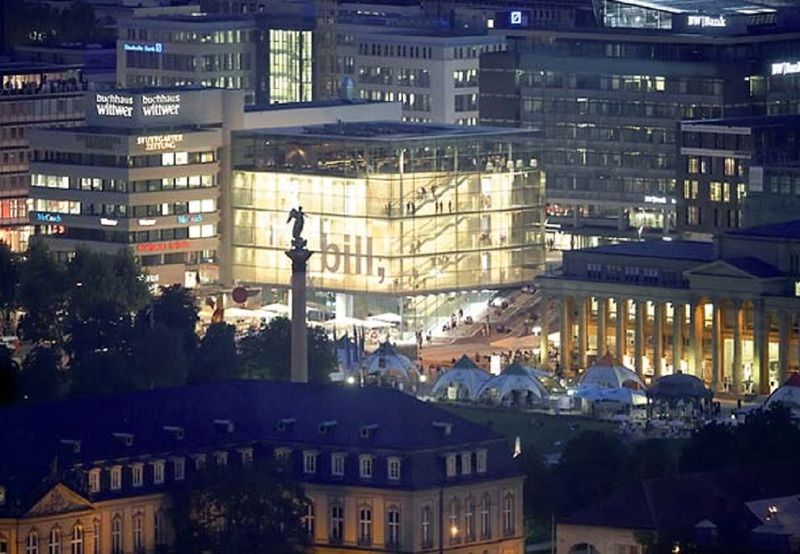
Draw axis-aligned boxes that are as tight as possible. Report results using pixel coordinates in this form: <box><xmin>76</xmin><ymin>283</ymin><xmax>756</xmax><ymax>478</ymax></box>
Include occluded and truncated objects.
<box><xmin>772</xmin><ymin>61</ymin><xmax>800</xmax><ymax>76</ymax></box>
<box><xmin>136</xmin><ymin>134</ymin><xmax>184</xmax><ymax>151</ymax></box>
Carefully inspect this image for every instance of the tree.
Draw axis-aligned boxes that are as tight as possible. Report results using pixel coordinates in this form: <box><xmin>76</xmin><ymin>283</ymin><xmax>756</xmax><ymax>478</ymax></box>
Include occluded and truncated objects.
<box><xmin>171</xmin><ymin>462</ymin><xmax>308</xmax><ymax>554</ymax></box>
<box><xmin>0</xmin><ymin>345</ymin><xmax>18</xmax><ymax>405</ymax></box>
<box><xmin>0</xmin><ymin>242</ymin><xmax>18</xmax><ymax>334</ymax></box>
<box><xmin>679</xmin><ymin>422</ymin><xmax>737</xmax><ymax>473</ymax></box>
<box><xmin>239</xmin><ymin>317</ymin><xmax>336</xmax><ymax>382</ymax></box>
<box><xmin>628</xmin><ymin>439</ymin><xmax>678</xmax><ymax>481</ymax></box>
<box><xmin>18</xmin><ymin>345</ymin><xmax>62</xmax><ymax>403</ymax></box>
<box><xmin>16</xmin><ymin>241</ymin><xmax>68</xmax><ymax>343</ymax></box>
<box><xmin>130</xmin><ymin>325</ymin><xmax>189</xmax><ymax>389</ymax></box>
<box><xmin>137</xmin><ymin>285</ymin><xmax>198</xmax><ymax>358</ymax></box>
<box><xmin>557</xmin><ymin>431</ymin><xmax>630</xmax><ymax>513</ymax></box>
<box><xmin>190</xmin><ymin>323</ymin><xmax>240</xmax><ymax>384</ymax></box>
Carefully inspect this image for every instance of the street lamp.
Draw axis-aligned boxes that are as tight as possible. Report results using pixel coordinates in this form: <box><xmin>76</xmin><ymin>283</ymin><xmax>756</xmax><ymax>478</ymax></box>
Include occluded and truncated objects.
<box><xmin>450</xmin><ymin>525</ymin><xmax>459</xmax><ymax>539</ymax></box>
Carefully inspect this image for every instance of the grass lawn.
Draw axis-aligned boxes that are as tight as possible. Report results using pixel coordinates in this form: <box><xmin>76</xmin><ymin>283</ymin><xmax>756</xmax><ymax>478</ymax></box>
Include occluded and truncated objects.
<box><xmin>441</xmin><ymin>404</ymin><xmax>618</xmax><ymax>453</ymax></box>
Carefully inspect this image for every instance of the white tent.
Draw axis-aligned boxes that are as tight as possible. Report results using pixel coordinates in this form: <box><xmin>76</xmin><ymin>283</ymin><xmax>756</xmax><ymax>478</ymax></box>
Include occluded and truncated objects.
<box><xmin>431</xmin><ymin>355</ymin><xmax>491</xmax><ymax>400</ymax></box>
<box><xmin>360</xmin><ymin>341</ymin><xmax>415</xmax><ymax>383</ymax></box>
<box><xmin>764</xmin><ymin>373</ymin><xmax>800</xmax><ymax>414</ymax></box>
<box><xmin>579</xmin><ymin>352</ymin><xmax>645</xmax><ymax>390</ymax></box>
<box><xmin>477</xmin><ymin>363</ymin><xmax>550</xmax><ymax>406</ymax></box>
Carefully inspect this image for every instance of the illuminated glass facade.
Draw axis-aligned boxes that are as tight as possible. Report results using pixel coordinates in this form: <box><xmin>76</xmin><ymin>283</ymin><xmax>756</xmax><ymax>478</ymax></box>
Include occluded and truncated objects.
<box><xmin>268</xmin><ymin>29</ymin><xmax>313</xmax><ymax>104</ymax></box>
<box><xmin>231</xmin><ymin>122</ymin><xmax>546</xmax><ymax>295</ymax></box>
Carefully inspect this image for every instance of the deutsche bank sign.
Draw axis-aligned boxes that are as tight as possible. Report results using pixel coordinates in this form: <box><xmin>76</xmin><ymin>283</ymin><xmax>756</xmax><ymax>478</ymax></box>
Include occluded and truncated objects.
<box><xmin>123</xmin><ymin>42</ymin><xmax>163</xmax><ymax>53</ymax></box>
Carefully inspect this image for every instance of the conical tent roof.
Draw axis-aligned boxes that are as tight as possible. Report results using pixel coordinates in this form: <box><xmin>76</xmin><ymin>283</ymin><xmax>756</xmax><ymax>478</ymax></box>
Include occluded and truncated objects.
<box><xmin>361</xmin><ymin>341</ymin><xmax>414</xmax><ymax>380</ymax></box>
<box><xmin>646</xmin><ymin>372</ymin><xmax>712</xmax><ymax>401</ymax></box>
<box><xmin>764</xmin><ymin>372</ymin><xmax>800</xmax><ymax>413</ymax></box>
<box><xmin>579</xmin><ymin>352</ymin><xmax>645</xmax><ymax>390</ymax></box>
<box><xmin>477</xmin><ymin>364</ymin><xmax>550</xmax><ymax>404</ymax></box>
<box><xmin>431</xmin><ymin>355</ymin><xmax>491</xmax><ymax>400</ymax></box>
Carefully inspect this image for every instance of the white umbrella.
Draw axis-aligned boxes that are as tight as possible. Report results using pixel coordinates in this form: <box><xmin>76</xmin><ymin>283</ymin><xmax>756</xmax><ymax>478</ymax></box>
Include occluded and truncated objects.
<box><xmin>368</xmin><ymin>312</ymin><xmax>403</xmax><ymax>324</ymax></box>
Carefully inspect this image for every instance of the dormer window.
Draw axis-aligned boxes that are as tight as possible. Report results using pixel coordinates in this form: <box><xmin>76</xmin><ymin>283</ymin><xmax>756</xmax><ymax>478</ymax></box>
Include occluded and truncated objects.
<box><xmin>476</xmin><ymin>449</ymin><xmax>487</xmax><ymax>474</ymax></box>
<box><xmin>110</xmin><ymin>466</ymin><xmax>122</xmax><ymax>490</ymax></box>
<box><xmin>194</xmin><ymin>454</ymin><xmax>207</xmax><ymax>471</ymax></box>
<box><xmin>239</xmin><ymin>448</ymin><xmax>254</xmax><ymax>467</ymax></box>
<box><xmin>152</xmin><ymin>461</ymin><xmax>165</xmax><ymax>485</ymax></box>
<box><xmin>275</xmin><ymin>447</ymin><xmax>292</xmax><ymax>464</ymax></box>
<box><xmin>331</xmin><ymin>453</ymin><xmax>345</xmax><ymax>477</ymax></box>
<box><xmin>214</xmin><ymin>451</ymin><xmax>228</xmax><ymax>467</ymax></box>
<box><xmin>359</xmin><ymin>455</ymin><xmax>373</xmax><ymax>479</ymax></box>
<box><xmin>0</xmin><ymin>485</ymin><xmax>5</xmax><ymax>505</ymax></box>
<box><xmin>172</xmin><ymin>457</ymin><xmax>185</xmax><ymax>481</ymax></box>
<box><xmin>461</xmin><ymin>452</ymin><xmax>472</xmax><ymax>475</ymax></box>
<box><xmin>88</xmin><ymin>468</ymin><xmax>101</xmax><ymax>493</ymax></box>
<box><xmin>446</xmin><ymin>454</ymin><xmax>457</xmax><ymax>478</ymax></box>
<box><xmin>131</xmin><ymin>463</ymin><xmax>144</xmax><ymax>487</ymax></box>
<box><xmin>387</xmin><ymin>457</ymin><xmax>401</xmax><ymax>481</ymax></box>
<box><xmin>303</xmin><ymin>451</ymin><xmax>318</xmax><ymax>474</ymax></box>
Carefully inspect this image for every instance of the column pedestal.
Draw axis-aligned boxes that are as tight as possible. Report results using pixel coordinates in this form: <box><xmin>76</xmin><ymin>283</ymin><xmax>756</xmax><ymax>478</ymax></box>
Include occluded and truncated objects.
<box><xmin>634</xmin><ymin>300</ymin><xmax>645</xmax><ymax>378</ymax></box>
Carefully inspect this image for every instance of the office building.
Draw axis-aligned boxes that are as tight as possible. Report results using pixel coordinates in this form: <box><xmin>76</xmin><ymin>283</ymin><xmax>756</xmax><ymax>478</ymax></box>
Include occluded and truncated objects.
<box><xmin>15</xmin><ymin>43</ymin><xmax>116</xmax><ymax>89</ymax></box>
<box><xmin>0</xmin><ymin>63</ymin><xmax>86</xmax><ymax>251</ymax></box>
<box><xmin>678</xmin><ymin>114</ymin><xmax>800</xmax><ymax>240</ymax></box>
<box><xmin>338</xmin><ymin>25</ymin><xmax>506</xmax><ymax>125</ymax></box>
<box><xmin>480</xmin><ymin>1</ymin><xmax>800</xmax><ymax>249</ymax></box>
<box><xmin>537</xmin><ymin>219</ymin><xmax>800</xmax><ymax>395</ymax></box>
<box><xmin>28</xmin><ymin>87</ymin><xmax>401</xmax><ymax>287</ymax></box>
<box><xmin>117</xmin><ymin>12</ymin><xmax>316</xmax><ymax>104</ymax></box>
<box><xmin>230</xmin><ymin>121</ymin><xmax>545</xmax><ymax>318</ymax></box>
<box><xmin>0</xmin><ymin>380</ymin><xmax>524</xmax><ymax>554</ymax></box>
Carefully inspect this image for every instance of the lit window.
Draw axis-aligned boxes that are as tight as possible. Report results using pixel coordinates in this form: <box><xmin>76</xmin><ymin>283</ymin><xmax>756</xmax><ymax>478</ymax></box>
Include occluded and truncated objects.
<box><xmin>387</xmin><ymin>457</ymin><xmax>401</xmax><ymax>481</ymax></box>
<box><xmin>331</xmin><ymin>453</ymin><xmax>345</xmax><ymax>477</ymax></box>
<box><xmin>421</xmin><ymin>505</ymin><xmax>432</xmax><ymax>547</ymax></box>
<box><xmin>92</xmin><ymin>520</ymin><xmax>100</xmax><ymax>554</ymax></box>
<box><xmin>70</xmin><ymin>523</ymin><xmax>83</xmax><ymax>554</ymax></box>
<box><xmin>275</xmin><ymin>447</ymin><xmax>291</xmax><ymax>464</ymax></box>
<box><xmin>109</xmin><ymin>466</ymin><xmax>122</xmax><ymax>490</ymax></box>
<box><xmin>465</xmin><ymin>497</ymin><xmax>476</xmax><ymax>541</ymax></box>
<box><xmin>194</xmin><ymin>454</ymin><xmax>207</xmax><ymax>471</ymax></box>
<box><xmin>304</xmin><ymin>500</ymin><xmax>315</xmax><ymax>538</ymax></box>
<box><xmin>240</xmin><ymin>448</ymin><xmax>253</xmax><ymax>466</ymax></box>
<box><xmin>111</xmin><ymin>516</ymin><xmax>122</xmax><ymax>554</ymax></box>
<box><xmin>88</xmin><ymin>469</ymin><xmax>101</xmax><ymax>493</ymax></box>
<box><xmin>480</xmin><ymin>494</ymin><xmax>491</xmax><ymax>538</ymax></box>
<box><xmin>131</xmin><ymin>463</ymin><xmax>143</xmax><ymax>487</ymax></box>
<box><xmin>476</xmin><ymin>449</ymin><xmax>487</xmax><ymax>473</ymax></box>
<box><xmin>358</xmin><ymin>505</ymin><xmax>372</xmax><ymax>545</ymax></box>
<box><xmin>303</xmin><ymin>451</ymin><xmax>317</xmax><ymax>474</ymax></box>
<box><xmin>152</xmin><ymin>461</ymin><xmax>165</xmax><ymax>484</ymax></box>
<box><xmin>175</xmin><ymin>151</ymin><xmax>188</xmax><ymax>165</ymax></box>
<box><xmin>133</xmin><ymin>514</ymin><xmax>144</xmax><ymax>553</ymax></box>
<box><xmin>161</xmin><ymin>152</ymin><xmax>175</xmax><ymax>166</ymax></box>
<box><xmin>446</xmin><ymin>453</ymin><xmax>457</xmax><ymax>477</ymax></box>
<box><xmin>449</xmin><ymin>499</ymin><xmax>460</xmax><ymax>544</ymax></box>
<box><xmin>359</xmin><ymin>455</ymin><xmax>373</xmax><ymax>479</ymax></box>
<box><xmin>25</xmin><ymin>531</ymin><xmax>38</xmax><ymax>554</ymax></box>
<box><xmin>461</xmin><ymin>452</ymin><xmax>472</xmax><ymax>475</ymax></box>
<box><xmin>214</xmin><ymin>451</ymin><xmax>228</xmax><ymax>467</ymax></box>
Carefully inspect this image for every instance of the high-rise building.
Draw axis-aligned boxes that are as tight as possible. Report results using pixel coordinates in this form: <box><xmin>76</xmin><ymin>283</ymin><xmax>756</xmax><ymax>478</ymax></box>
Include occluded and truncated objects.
<box><xmin>479</xmin><ymin>2</ymin><xmax>800</xmax><ymax>249</ymax></box>
<box><xmin>0</xmin><ymin>63</ymin><xmax>86</xmax><ymax>251</ymax></box>
<box><xmin>117</xmin><ymin>12</ymin><xmax>316</xmax><ymax>105</ymax></box>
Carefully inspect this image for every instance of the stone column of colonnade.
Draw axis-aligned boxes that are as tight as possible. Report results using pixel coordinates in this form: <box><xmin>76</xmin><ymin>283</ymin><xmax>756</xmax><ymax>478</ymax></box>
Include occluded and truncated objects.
<box><xmin>596</xmin><ymin>298</ymin><xmax>608</xmax><ymax>356</ymax></box>
<box><xmin>732</xmin><ymin>300</ymin><xmax>743</xmax><ymax>395</ymax></box>
<box><xmin>615</xmin><ymin>297</ymin><xmax>627</xmax><ymax>363</ymax></box>
<box><xmin>577</xmin><ymin>296</ymin><xmax>588</xmax><ymax>370</ymax></box>
<box><xmin>560</xmin><ymin>296</ymin><xmax>572</xmax><ymax>374</ymax></box>
<box><xmin>672</xmin><ymin>302</ymin><xmax>684</xmax><ymax>374</ymax></box>
<box><xmin>539</xmin><ymin>294</ymin><xmax>550</xmax><ymax>368</ymax></box>
<box><xmin>634</xmin><ymin>301</ymin><xmax>645</xmax><ymax>377</ymax></box>
<box><xmin>653</xmin><ymin>302</ymin><xmax>664</xmax><ymax>379</ymax></box>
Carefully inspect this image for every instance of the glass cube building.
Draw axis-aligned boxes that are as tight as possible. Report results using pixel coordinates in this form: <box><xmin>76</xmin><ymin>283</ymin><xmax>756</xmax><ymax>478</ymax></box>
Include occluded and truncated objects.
<box><xmin>230</xmin><ymin>121</ymin><xmax>546</xmax><ymax>296</ymax></box>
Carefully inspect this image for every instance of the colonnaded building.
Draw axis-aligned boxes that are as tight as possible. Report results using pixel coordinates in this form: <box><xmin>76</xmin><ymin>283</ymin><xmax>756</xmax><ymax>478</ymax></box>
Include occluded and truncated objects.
<box><xmin>0</xmin><ymin>381</ymin><xmax>524</xmax><ymax>554</ymax></box>
<box><xmin>538</xmin><ymin>219</ymin><xmax>800</xmax><ymax>395</ymax></box>
<box><xmin>230</xmin><ymin>121</ymin><xmax>546</xmax><ymax>321</ymax></box>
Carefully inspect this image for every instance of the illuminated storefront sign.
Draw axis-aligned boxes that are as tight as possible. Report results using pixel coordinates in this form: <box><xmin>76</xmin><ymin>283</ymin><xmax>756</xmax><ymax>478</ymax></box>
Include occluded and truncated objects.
<box><xmin>772</xmin><ymin>61</ymin><xmax>800</xmax><ymax>76</ymax></box>
<box><xmin>95</xmin><ymin>93</ymin><xmax>134</xmax><ymax>118</ymax></box>
<box><xmin>141</xmin><ymin>93</ymin><xmax>181</xmax><ymax>117</ymax></box>
<box><xmin>136</xmin><ymin>240</ymin><xmax>191</xmax><ymax>253</ymax></box>
<box><xmin>643</xmin><ymin>195</ymin><xmax>676</xmax><ymax>205</ymax></box>
<box><xmin>320</xmin><ymin>233</ymin><xmax>386</xmax><ymax>283</ymax></box>
<box><xmin>687</xmin><ymin>15</ymin><xmax>726</xmax><ymax>28</ymax></box>
<box><xmin>138</xmin><ymin>219</ymin><xmax>157</xmax><ymax>226</ymax></box>
<box><xmin>177</xmin><ymin>214</ymin><xmax>203</xmax><ymax>224</ymax></box>
<box><xmin>123</xmin><ymin>42</ymin><xmax>163</xmax><ymax>53</ymax></box>
<box><xmin>34</xmin><ymin>212</ymin><xmax>63</xmax><ymax>223</ymax></box>
<box><xmin>136</xmin><ymin>134</ymin><xmax>184</xmax><ymax>151</ymax></box>
<box><xmin>510</xmin><ymin>10</ymin><xmax>523</xmax><ymax>24</ymax></box>
<box><xmin>100</xmin><ymin>218</ymin><xmax>118</xmax><ymax>226</ymax></box>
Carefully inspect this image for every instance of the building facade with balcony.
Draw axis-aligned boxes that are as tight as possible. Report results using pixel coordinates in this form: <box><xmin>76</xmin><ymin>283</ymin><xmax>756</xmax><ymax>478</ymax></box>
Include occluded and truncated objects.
<box><xmin>0</xmin><ymin>63</ymin><xmax>87</xmax><ymax>251</ymax></box>
<box><xmin>0</xmin><ymin>380</ymin><xmax>525</xmax><ymax>554</ymax></box>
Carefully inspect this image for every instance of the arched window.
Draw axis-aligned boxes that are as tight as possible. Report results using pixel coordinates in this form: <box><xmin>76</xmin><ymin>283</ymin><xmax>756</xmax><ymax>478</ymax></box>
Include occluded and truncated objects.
<box><xmin>111</xmin><ymin>516</ymin><xmax>122</xmax><ymax>554</ymax></box>
<box><xmin>70</xmin><ymin>524</ymin><xmax>83</xmax><ymax>554</ymax></box>
<box><xmin>448</xmin><ymin>498</ymin><xmax>460</xmax><ymax>544</ymax></box>
<box><xmin>133</xmin><ymin>513</ymin><xmax>144</xmax><ymax>553</ymax></box>
<box><xmin>502</xmin><ymin>493</ymin><xmax>515</xmax><ymax>536</ymax></box>
<box><xmin>25</xmin><ymin>530</ymin><xmax>38</xmax><ymax>554</ymax></box>
<box><xmin>48</xmin><ymin>527</ymin><xmax>60</xmax><ymax>554</ymax></box>
<box><xmin>464</xmin><ymin>496</ymin><xmax>476</xmax><ymax>541</ymax></box>
<box><xmin>91</xmin><ymin>521</ymin><xmax>100</xmax><ymax>554</ymax></box>
<box><xmin>329</xmin><ymin>501</ymin><xmax>344</xmax><ymax>543</ymax></box>
<box><xmin>480</xmin><ymin>494</ymin><xmax>491</xmax><ymax>539</ymax></box>
<box><xmin>304</xmin><ymin>500</ymin><xmax>315</xmax><ymax>539</ymax></box>
<box><xmin>421</xmin><ymin>505</ymin><xmax>432</xmax><ymax>548</ymax></box>
<box><xmin>154</xmin><ymin>510</ymin><xmax>166</xmax><ymax>546</ymax></box>
<box><xmin>358</xmin><ymin>505</ymin><xmax>372</xmax><ymax>545</ymax></box>
<box><xmin>386</xmin><ymin>506</ymin><xmax>400</xmax><ymax>547</ymax></box>
<box><xmin>568</xmin><ymin>544</ymin><xmax>600</xmax><ymax>554</ymax></box>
